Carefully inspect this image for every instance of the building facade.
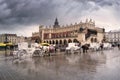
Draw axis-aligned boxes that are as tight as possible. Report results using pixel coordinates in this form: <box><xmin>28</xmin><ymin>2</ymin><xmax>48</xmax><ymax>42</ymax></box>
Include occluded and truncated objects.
<box><xmin>17</xmin><ymin>36</ymin><xmax>26</xmax><ymax>43</ymax></box>
<box><xmin>37</xmin><ymin>18</ymin><xmax>105</xmax><ymax>45</ymax></box>
<box><xmin>0</xmin><ymin>34</ymin><xmax>25</xmax><ymax>45</ymax></box>
<box><xmin>31</xmin><ymin>32</ymin><xmax>41</xmax><ymax>43</ymax></box>
<box><xmin>105</xmin><ymin>31</ymin><xmax>120</xmax><ymax>43</ymax></box>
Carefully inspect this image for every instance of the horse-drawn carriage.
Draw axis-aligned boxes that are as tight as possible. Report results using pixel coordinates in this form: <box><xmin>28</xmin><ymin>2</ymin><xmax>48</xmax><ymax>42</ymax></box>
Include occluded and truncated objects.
<box><xmin>12</xmin><ymin>42</ymin><xmax>43</xmax><ymax>59</ymax></box>
<box><xmin>65</xmin><ymin>42</ymin><xmax>113</xmax><ymax>54</ymax></box>
<box><xmin>12</xmin><ymin>42</ymin><xmax>57</xmax><ymax>59</ymax></box>
<box><xmin>65</xmin><ymin>43</ymin><xmax>81</xmax><ymax>54</ymax></box>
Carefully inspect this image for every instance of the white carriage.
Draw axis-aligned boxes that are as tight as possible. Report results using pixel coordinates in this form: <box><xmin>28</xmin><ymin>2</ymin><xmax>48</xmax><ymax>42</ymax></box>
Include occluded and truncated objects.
<box><xmin>12</xmin><ymin>42</ymin><xmax>44</xmax><ymax>59</ymax></box>
<box><xmin>65</xmin><ymin>43</ymin><xmax>81</xmax><ymax>54</ymax></box>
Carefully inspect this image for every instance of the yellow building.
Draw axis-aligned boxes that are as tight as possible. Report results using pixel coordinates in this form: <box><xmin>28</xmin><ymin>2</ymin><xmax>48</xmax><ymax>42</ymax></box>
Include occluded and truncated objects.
<box><xmin>38</xmin><ymin>18</ymin><xmax>105</xmax><ymax>45</ymax></box>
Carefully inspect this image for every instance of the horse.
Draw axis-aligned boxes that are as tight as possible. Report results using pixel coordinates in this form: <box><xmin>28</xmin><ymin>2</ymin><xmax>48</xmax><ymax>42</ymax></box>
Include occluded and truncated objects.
<box><xmin>81</xmin><ymin>44</ymin><xmax>90</xmax><ymax>53</ymax></box>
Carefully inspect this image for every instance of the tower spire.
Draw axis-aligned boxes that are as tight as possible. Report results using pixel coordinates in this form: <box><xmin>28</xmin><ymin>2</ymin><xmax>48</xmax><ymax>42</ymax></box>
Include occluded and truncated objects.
<box><xmin>53</xmin><ymin>17</ymin><xmax>60</xmax><ymax>28</ymax></box>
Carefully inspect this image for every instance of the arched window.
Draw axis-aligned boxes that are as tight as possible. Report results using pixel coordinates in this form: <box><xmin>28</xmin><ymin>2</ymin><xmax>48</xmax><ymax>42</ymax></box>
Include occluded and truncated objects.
<box><xmin>91</xmin><ymin>38</ymin><xmax>93</xmax><ymax>42</ymax></box>
<box><xmin>49</xmin><ymin>41</ymin><xmax>51</xmax><ymax>44</ymax></box>
<box><xmin>52</xmin><ymin>40</ymin><xmax>55</xmax><ymax>44</ymax></box>
<box><xmin>73</xmin><ymin>39</ymin><xmax>78</xmax><ymax>43</ymax></box>
<box><xmin>63</xmin><ymin>39</ymin><xmax>67</xmax><ymax>45</ymax></box>
<box><xmin>68</xmin><ymin>39</ymin><xmax>72</xmax><ymax>43</ymax></box>
<box><xmin>56</xmin><ymin>40</ymin><xmax>58</xmax><ymax>44</ymax></box>
<box><xmin>59</xmin><ymin>40</ymin><xmax>62</xmax><ymax>44</ymax></box>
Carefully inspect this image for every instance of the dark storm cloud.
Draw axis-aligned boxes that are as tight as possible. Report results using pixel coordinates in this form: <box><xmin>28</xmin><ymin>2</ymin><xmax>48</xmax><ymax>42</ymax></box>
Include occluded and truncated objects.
<box><xmin>0</xmin><ymin>0</ymin><xmax>58</xmax><ymax>30</ymax></box>
<box><xmin>0</xmin><ymin>0</ymin><xmax>120</xmax><ymax>31</ymax></box>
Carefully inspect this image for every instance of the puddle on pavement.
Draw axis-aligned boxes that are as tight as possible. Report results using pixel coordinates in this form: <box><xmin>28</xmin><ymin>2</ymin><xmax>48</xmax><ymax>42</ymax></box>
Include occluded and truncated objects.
<box><xmin>0</xmin><ymin>49</ymin><xmax>120</xmax><ymax>80</ymax></box>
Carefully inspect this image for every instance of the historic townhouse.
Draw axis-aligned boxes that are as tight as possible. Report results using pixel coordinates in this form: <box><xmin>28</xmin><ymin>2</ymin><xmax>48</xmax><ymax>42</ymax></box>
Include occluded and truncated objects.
<box><xmin>105</xmin><ymin>30</ymin><xmax>120</xmax><ymax>43</ymax></box>
<box><xmin>0</xmin><ymin>34</ymin><xmax>25</xmax><ymax>45</ymax></box>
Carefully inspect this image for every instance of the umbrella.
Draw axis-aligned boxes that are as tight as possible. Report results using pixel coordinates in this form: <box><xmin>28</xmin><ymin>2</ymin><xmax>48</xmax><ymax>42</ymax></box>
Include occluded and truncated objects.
<box><xmin>40</xmin><ymin>43</ymin><xmax>50</xmax><ymax>46</ymax></box>
<box><xmin>6</xmin><ymin>43</ymin><xmax>13</xmax><ymax>46</ymax></box>
<box><xmin>0</xmin><ymin>43</ymin><xmax>6</xmax><ymax>47</ymax></box>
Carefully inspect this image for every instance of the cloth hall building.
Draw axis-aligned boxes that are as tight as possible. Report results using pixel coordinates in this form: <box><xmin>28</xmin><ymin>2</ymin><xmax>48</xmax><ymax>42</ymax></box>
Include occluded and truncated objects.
<box><xmin>32</xmin><ymin>18</ymin><xmax>105</xmax><ymax>45</ymax></box>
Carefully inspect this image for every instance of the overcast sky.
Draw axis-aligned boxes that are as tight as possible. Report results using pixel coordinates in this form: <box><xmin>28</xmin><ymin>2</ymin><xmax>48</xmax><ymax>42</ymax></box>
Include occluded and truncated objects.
<box><xmin>0</xmin><ymin>0</ymin><xmax>120</xmax><ymax>37</ymax></box>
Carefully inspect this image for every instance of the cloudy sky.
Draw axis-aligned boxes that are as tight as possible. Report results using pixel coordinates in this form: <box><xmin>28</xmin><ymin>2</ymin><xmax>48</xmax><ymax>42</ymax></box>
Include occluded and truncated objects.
<box><xmin>0</xmin><ymin>0</ymin><xmax>120</xmax><ymax>36</ymax></box>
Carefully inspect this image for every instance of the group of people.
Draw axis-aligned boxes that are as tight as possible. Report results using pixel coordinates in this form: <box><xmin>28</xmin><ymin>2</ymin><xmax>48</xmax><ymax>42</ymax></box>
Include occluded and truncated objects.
<box><xmin>81</xmin><ymin>42</ymin><xmax>109</xmax><ymax>53</ymax></box>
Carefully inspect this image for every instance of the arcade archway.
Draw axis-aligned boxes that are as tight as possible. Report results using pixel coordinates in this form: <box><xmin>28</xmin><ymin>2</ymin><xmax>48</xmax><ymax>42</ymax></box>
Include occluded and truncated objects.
<box><xmin>68</xmin><ymin>39</ymin><xmax>72</xmax><ymax>43</ymax></box>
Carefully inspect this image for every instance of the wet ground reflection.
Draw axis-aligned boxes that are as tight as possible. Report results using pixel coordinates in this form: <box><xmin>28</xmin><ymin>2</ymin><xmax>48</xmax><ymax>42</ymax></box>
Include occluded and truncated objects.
<box><xmin>1</xmin><ymin>48</ymin><xmax>120</xmax><ymax>80</ymax></box>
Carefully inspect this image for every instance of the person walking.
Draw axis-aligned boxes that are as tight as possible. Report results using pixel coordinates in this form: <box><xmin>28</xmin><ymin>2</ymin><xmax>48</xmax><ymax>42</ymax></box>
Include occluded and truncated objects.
<box><xmin>100</xmin><ymin>43</ymin><xmax>104</xmax><ymax>50</ymax></box>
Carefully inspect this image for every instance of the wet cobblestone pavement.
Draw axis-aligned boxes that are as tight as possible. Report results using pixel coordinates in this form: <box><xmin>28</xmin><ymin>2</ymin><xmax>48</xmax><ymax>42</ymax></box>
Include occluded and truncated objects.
<box><xmin>0</xmin><ymin>48</ymin><xmax>120</xmax><ymax>80</ymax></box>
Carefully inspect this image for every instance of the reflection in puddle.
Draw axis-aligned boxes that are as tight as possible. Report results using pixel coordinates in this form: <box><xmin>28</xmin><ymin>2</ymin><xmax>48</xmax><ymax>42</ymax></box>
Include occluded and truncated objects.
<box><xmin>2</xmin><ymin>49</ymin><xmax>120</xmax><ymax>80</ymax></box>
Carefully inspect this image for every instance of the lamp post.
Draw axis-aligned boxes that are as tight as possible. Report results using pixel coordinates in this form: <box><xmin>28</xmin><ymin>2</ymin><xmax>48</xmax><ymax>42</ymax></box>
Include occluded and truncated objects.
<box><xmin>4</xmin><ymin>34</ymin><xmax>8</xmax><ymax>57</ymax></box>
